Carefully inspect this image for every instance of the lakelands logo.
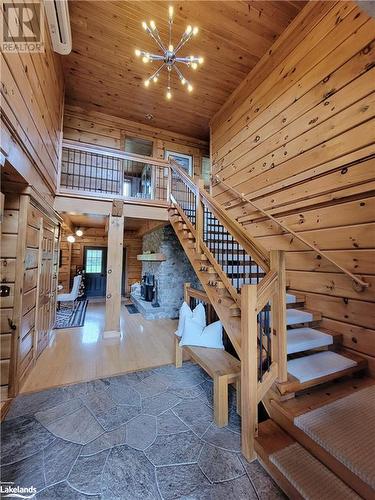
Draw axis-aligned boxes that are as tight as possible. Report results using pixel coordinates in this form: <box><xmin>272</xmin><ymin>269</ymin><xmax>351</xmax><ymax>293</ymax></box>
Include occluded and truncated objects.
<box><xmin>1</xmin><ymin>1</ymin><xmax>44</xmax><ymax>53</ymax></box>
<box><xmin>0</xmin><ymin>482</ymin><xmax>37</xmax><ymax>499</ymax></box>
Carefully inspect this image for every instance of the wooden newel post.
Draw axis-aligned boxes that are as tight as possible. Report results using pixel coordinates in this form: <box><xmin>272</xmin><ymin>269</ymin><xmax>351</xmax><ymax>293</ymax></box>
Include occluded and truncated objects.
<box><xmin>241</xmin><ymin>284</ymin><xmax>258</xmax><ymax>461</ymax></box>
<box><xmin>270</xmin><ymin>250</ymin><xmax>287</xmax><ymax>383</ymax></box>
<box><xmin>195</xmin><ymin>179</ymin><xmax>204</xmax><ymax>253</ymax></box>
<box><xmin>104</xmin><ymin>203</ymin><xmax>124</xmax><ymax>338</ymax></box>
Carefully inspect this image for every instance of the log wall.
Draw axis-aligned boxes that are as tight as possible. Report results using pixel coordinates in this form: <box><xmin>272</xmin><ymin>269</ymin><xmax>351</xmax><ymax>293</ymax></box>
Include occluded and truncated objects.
<box><xmin>210</xmin><ymin>1</ymin><xmax>375</xmax><ymax>369</ymax></box>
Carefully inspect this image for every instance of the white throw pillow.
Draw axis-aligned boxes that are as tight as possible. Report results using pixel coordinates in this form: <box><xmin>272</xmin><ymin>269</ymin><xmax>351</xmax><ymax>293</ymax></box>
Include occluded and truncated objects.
<box><xmin>180</xmin><ymin>320</ymin><xmax>224</xmax><ymax>349</ymax></box>
<box><xmin>175</xmin><ymin>302</ymin><xmax>206</xmax><ymax>337</ymax></box>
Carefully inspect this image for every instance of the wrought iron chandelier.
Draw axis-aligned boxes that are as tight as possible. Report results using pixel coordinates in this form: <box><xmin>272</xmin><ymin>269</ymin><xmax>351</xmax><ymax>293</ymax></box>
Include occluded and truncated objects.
<box><xmin>134</xmin><ymin>6</ymin><xmax>204</xmax><ymax>100</ymax></box>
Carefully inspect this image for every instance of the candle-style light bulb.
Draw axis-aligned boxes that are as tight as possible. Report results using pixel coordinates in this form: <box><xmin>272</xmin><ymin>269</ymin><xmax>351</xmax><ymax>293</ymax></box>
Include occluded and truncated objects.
<box><xmin>193</xmin><ymin>26</ymin><xmax>199</xmax><ymax>35</ymax></box>
<box><xmin>187</xmin><ymin>84</ymin><xmax>193</xmax><ymax>92</ymax></box>
<box><xmin>168</xmin><ymin>5</ymin><xmax>174</xmax><ymax>19</ymax></box>
<box><xmin>142</xmin><ymin>21</ymin><xmax>148</xmax><ymax>30</ymax></box>
<box><xmin>185</xmin><ymin>25</ymin><xmax>192</xmax><ymax>35</ymax></box>
<box><xmin>134</xmin><ymin>49</ymin><xmax>141</xmax><ymax>57</ymax></box>
<box><xmin>166</xmin><ymin>88</ymin><xmax>172</xmax><ymax>99</ymax></box>
<box><xmin>144</xmin><ymin>79</ymin><xmax>150</xmax><ymax>87</ymax></box>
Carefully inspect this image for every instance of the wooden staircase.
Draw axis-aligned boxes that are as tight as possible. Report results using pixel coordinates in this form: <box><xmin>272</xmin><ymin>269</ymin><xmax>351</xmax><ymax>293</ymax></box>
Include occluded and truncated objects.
<box><xmin>167</xmin><ymin>161</ymin><xmax>372</xmax><ymax>498</ymax></box>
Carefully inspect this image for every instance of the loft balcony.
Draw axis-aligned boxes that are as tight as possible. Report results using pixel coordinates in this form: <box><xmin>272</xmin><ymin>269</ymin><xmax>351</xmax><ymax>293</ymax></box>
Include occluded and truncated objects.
<box><xmin>58</xmin><ymin>139</ymin><xmax>171</xmax><ymax>205</ymax></box>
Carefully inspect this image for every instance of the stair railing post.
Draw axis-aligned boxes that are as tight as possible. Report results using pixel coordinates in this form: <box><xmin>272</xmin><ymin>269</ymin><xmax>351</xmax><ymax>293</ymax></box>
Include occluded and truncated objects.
<box><xmin>270</xmin><ymin>250</ymin><xmax>287</xmax><ymax>383</ymax></box>
<box><xmin>195</xmin><ymin>178</ymin><xmax>204</xmax><ymax>253</ymax></box>
<box><xmin>241</xmin><ymin>284</ymin><xmax>258</xmax><ymax>461</ymax></box>
<box><xmin>166</xmin><ymin>165</ymin><xmax>172</xmax><ymax>203</ymax></box>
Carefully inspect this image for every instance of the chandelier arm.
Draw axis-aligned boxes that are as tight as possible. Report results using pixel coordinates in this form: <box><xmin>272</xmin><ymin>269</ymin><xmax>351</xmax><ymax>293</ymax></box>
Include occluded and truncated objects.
<box><xmin>153</xmin><ymin>28</ymin><xmax>168</xmax><ymax>52</ymax></box>
<box><xmin>175</xmin><ymin>56</ymin><xmax>200</xmax><ymax>63</ymax></box>
<box><xmin>174</xmin><ymin>65</ymin><xmax>186</xmax><ymax>81</ymax></box>
<box><xmin>147</xmin><ymin>29</ymin><xmax>167</xmax><ymax>53</ymax></box>
<box><xmin>147</xmin><ymin>54</ymin><xmax>165</xmax><ymax>61</ymax></box>
<box><xmin>150</xmin><ymin>63</ymin><xmax>166</xmax><ymax>80</ymax></box>
<box><xmin>174</xmin><ymin>33</ymin><xmax>192</xmax><ymax>54</ymax></box>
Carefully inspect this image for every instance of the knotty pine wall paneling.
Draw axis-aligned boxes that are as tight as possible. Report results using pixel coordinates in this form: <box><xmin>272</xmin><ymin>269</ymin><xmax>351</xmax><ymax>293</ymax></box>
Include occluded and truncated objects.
<box><xmin>0</xmin><ymin>0</ymin><xmax>64</xmax><ymax>200</ymax></box>
<box><xmin>63</xmin><ymin>106</ymin><xmax>209</xmax><ymax>178</ymax></box>
<box><xmin>60</xmin><ymin>228</ymin><xmax>142</xmax><ymax>295</ymax></box>
<box><xmin>211</xmin><ymin>1</ymin><xmax>375</xmax><ymax>370</ymax></box>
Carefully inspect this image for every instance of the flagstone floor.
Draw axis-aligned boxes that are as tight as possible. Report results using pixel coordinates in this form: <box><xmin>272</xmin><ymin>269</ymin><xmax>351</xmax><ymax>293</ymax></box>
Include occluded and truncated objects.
<box><xmin>1</xmin><ymin>362</ymin><xmax>284</xmax><ymax>499</ymax></box>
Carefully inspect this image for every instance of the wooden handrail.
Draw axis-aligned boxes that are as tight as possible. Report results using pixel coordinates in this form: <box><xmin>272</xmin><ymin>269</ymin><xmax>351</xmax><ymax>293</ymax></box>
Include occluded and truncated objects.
<box><xmin>214</xmin><ymin>175</ymin><xmax>369</xmax><ymax>292</ymax></box>
<box><xmin>63</xmin><ymin>139</ymin><xmax>170</xmax><ymax>168</ymax></box>
<box><xmin>170</xmin><ymin>160</ymin><xmax>270</xmax><ymax>272</ymax></box>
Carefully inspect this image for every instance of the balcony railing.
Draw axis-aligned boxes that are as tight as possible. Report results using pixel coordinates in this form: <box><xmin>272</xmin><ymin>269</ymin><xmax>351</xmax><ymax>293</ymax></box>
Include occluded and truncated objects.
<box><xmin>59</xmin><ymin>140</ymin><xmax>170</xmax><ymax>203</ymax></box>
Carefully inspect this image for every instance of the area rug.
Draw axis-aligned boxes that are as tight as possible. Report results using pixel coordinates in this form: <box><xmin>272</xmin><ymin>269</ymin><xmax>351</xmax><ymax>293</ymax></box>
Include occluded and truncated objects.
<box><xmin>294</xmin><ymin>384</ymin><xmax>375</xmax><ymax>489</ymax></box>
<box><xmin>54</xmin><ymin>300</ymin><xmax>88</xmax><ymax>329</ymax></box>
<box><xmin>125</xmin><ymin>303</ymin><xmax>139</xmax><ymax>314</ymax></box>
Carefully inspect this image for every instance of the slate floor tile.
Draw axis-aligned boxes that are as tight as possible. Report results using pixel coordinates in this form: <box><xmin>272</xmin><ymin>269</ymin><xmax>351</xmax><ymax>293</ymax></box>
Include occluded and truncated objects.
<box><xmin>211</xmin><ymin>474</ymin><xmax>258</xmax><ymax>499</ymax></box>
<box><xmin>36</xmin><ymin>481</ymin><xmax>101</xmax><ymax>499</ymax></box>
<box><xmin>157</xmin><ymin>410</ymin><xmax>189</xmax><ymax>435</ymax></box>
<box><xmin>82</xmin><ymin>389</ymin><xmax>116</xmax><ymax>415</ymax></box>
<box><xmin>142</xmin><ymin>392</ymin><xmax>181</xmax><ymax>416</ymax></box>
<box><xmin>64</xmin><ymin>378</ymin><xmax>110</xmax><ymax>398</ymax></box>
<box><xmin>134</xmin><ymin>374</ymin><xmax>169</xmax><ymax>398</ymax></box>
<box><xmin>80</xmin><ymin>424</ymin><xmax>126</xmax><ymax>456</ymax></box>
<box><xmin>198</xmin><ymin>444</ymin><xmax>244</xmax><ymax>482</ymax></box>
<box><xmin>145</xmin><ymin>430</ymin><xmax>202</xmax><ymax>466</ymax></box>
<box><xmin>172</xmin><ymin>399</ymin><xmax>213</xmax><ymax>437</ymax></box>
<box><xmin>35</xmin><ymin>399</ymin><xmax>83</xmax><ymax>427</ymax></box>
<box><xmin>165</xmin><ymin>369</ymin><xmax>206</xmax><ymax>389</ymax></box>
<box><xmin>69</xmin><ymin>449</ymin><xmax>109</xmax><ymax>495</ymax></box>
<box><xmin>95</xmin><ymin>403</ymin><xmax>141</xmax><ymax>431</ymax></box>
<box><xmin>5</xmin><ymin>387</ymin><xmax>71</xmax><ymax>420</ymax></box>
<box><xmin>107</xmin><ymin>380</ymin><xmax>141</xmax><ymax>406</ymax></box>
<box><xmin>228</xmin><ymin>409</ymin><xmax>241</xmax><ymax>435</ymax></box>
<box><xmin>45</xmin><ymin>406</ymin><xmax>103</xmax><ymax>444</ymax></box>
<box><xmin>125</xmin><ymin>414</ymin><xmax>157</xmax><ymax>450</ymax></box>
<box><xmin>102</xmin><ymin>445</ymin><xmax>159</xmax><ymax>499</ymax></box>
<box><xmin>1</xmin><ymin>450</ymin><xmax>45</xmax><ymax>491</ymax></box>
<box><xmin>1</xmin><ymin>416</ymin><xmax>55</xmax><ymax>465</ymax></box>
<box><xmin>241</xmin><ymin>458</ymin><xmax>286</xmax><ymax>499</ymax></box>
<box><xmin>43</xmin><ymin>437</ymin><xmax>81</xmax><ymax>486</ymax></box>
<box><xmin>202</xmin><ymin>425</ymin><xmax>241</xmax><ymax>452</ymax></box>
<box><xmin>168</xmin><ymin>386</ymin><xmax>205</xmax><ymax>399</ymax></box>
<box><xmin>156</xmin><ymin>464</ymin><xmax>211</xmax><ymax>499</ymax></box>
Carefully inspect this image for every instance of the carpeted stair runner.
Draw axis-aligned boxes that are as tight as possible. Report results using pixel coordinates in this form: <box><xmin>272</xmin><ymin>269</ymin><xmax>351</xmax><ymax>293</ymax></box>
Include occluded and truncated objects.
<box><xmin>270</xmin><ymin>442</ymin><xmax>361</xmax><ymax>499</ymax></box>
<box><xmin>295</xmin><ymin>385</ymin><xmax>375</xmax><ymax>490</ymax></box>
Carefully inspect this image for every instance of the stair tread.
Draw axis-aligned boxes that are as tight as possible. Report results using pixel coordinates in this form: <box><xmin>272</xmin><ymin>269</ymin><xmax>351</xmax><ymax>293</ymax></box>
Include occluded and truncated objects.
<box><xmin>288</xmin><ymin>351</ymin><xmax>358</xmax><ymax>384</ymax></box>
<box><xmin>255</xmin><ymin>420</ymin><xmax>360</xmax><ymax>500</ymax></box>
<box><xmin>286</xmin><ymin>308</ymin><xmax>314</xmax><ymax>325</ymax></box>
<box><xmin>271</xmin><ymin>440</ymin><xmax>361</xmax><ymax>499</ymax></box>
<box><xmin>287</xmin><ymin>328</ymin><xmax>333</xmax><ymax>354</ymax></box>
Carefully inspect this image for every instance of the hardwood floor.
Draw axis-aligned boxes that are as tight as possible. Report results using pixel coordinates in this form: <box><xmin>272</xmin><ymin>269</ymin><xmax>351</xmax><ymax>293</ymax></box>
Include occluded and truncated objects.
<box><xmin>21</xmin><ymin>301</ymin><xmax>177</xmax><ymax>393</ymax></box>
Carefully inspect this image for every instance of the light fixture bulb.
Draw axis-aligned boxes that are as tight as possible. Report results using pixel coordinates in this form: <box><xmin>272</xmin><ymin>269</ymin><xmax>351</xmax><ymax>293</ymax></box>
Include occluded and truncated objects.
<box><xmin>142</xmin><ymin>21</ymin><xmax>148</xmax><ymax>30</ymax></box>
<box><xmin>189</xmin><ymin>55</ymin><xmax>194</xmax><ymax>61</ymax></box>
<box><xmin>191</xmin><ymin>62</ymin><xmax>198</xmax><ymax>70</ymax></box>
<box><xmin>153</xmin><ymin>76</ymin><xmax>158</xmax><ymax>83</ymax></box>
<box><xmin>144</xmin><ymin>79</ymin><xmax>150</xmax><ymax>87</ymax></box>
<box><xmin>75</xmin><ymin>228</ymin><xmax>83</xmax><ymax>237</ymax></box>
<box><xmin>187</xmin><ymin>84</ymin><xmax>193</xmax><ymax>92</ymax></box>
<box><xmin>198</xmin><ymin>57</ymin><xmax>204</xmax><ymax>64</ymax></box>
<box><xmin>166</xmin><ymin>89</ymin><xmax>172</xmax><ymax>100</ymax></box>
<box><xmin>181</xmin><ymin>77</ymin><xmax>186</xmax><ymax>85</ymax></box>
<box><xmin>168</xmin><ymin>5</ymin><xmax>174</xmax><ymax>19</ymax></box>
<box><xmin>142</xmin><ymin>56</ymin><xmax>149</xmax><ymax>63</ymax></box>
<box><xmin>150</xmin><ymin>20</ymin><xmax>156</xmax><ymax>30</ymax></box>
<box><xmin>185</xmin><ymin>25</ymin><xmax>192</xmax><ymax>35</ymax></box>
<box><xmin>67</xmin><ymin>235</ymin><xmax>75</xmax><ymax>243</ymax></box>
<box><xmin>134</xmin><ymin>48</ymin><xmax>141</xmax><ymax>57</ymax></box>
<box><xmin>168</xmin><ymin>44</ymin><xmax>174</xmax><ymax>52</ymax></box>
<box><xmin>193</xmin><ymin>26</ymin><xmax>199</xmax><ymax>35</ymax></box>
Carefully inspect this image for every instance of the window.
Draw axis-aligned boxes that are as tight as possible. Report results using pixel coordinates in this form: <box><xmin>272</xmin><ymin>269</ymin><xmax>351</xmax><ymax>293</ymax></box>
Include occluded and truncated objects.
<box><xmin>201</xmin><ymin>156</ymin><xmax>211</xmax><ymax>187</ymax></box>
<box><xmin>165</xmin><ymin>151</ymin><xmax>193</xmax><ymax>176</ymax></box>
<box><xmin>124</xmin><ymin>136</ymin><xmax>153</xmax><ymax>156</ymax></box>
<box><xmin>85</xmin><ymin>249</ymin><xmax>103</xmax><ymax>273</ymax></box>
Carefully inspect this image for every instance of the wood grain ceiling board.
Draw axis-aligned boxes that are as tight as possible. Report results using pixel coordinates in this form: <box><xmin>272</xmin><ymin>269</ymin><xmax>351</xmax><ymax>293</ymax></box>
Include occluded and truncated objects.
<box><xmin>63</xmin><ymin>0</ymin><xmax>306</xmax><ymax>139</ymax></box>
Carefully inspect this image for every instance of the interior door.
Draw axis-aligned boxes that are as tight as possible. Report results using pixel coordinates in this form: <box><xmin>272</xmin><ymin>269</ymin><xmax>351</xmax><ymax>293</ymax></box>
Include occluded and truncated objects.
<box><xmin>84</xmin><ymin>247</ymin><xmax>107</xmax><ymax>297</ymax></box>
<box><xmin>36</xmin><ymin>222</ymin><xmax>54</xmax><ymax>356</ymax></box>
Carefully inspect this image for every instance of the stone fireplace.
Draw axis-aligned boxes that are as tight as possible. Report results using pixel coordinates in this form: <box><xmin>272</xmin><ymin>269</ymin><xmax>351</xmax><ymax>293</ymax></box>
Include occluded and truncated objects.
<box><xmin>130</xmin><ymin>225</ymin><xmax>199</xmax><ymax>319</ymax></box>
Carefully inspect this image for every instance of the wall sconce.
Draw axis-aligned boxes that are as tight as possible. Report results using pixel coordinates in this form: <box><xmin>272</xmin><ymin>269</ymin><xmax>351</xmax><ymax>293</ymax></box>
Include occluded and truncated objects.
<box><xmin>67</xmin><ymin>235</ymin><xmax>76</xmax><ymax>243</ymax></box>
<box><xmin>75</xmin><ymin>227</ymin><xmax>84</xmax><ymax>237</ymax></box>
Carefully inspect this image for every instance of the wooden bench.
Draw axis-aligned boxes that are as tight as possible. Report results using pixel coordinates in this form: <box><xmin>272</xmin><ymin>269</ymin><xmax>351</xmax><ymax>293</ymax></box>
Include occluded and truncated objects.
<box><xmin>175</xmin><ymin>337</ymin><xmax>241</xmax><ymax>427</ymax></box>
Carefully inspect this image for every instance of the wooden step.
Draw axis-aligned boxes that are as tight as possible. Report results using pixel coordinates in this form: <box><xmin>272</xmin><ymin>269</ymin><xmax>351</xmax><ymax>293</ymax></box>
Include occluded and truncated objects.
<box><xmin>286</xmin><ymin>293</ymin><xmax>305</xmax><ymax>304</ymax></box>
<box><xmin>277</xmin><ymin>350</ymin><xmax>367</xmax><ymax>395</ymax></box>
<box><xmin>269</xmin><ymin>377</ymin><xmax>375</xmax><ymax>499</ymax></box>
<box><xmin>255</xmin><ymin>420</ymin><xmax>361</xmax><ymax>500</ymax></box>
<box><xmin>286</xmin><ymin>308</ymin><xmax>321</xmax><ymax>326</ymax></box>
<box><xmin>287</xmin><ymin>327</ymin><xmax>339</xmax><ymax>355</ymax></box>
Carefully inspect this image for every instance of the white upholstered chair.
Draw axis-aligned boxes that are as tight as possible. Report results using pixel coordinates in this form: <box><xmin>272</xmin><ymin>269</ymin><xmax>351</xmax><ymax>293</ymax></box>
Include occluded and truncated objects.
<box><xmin>57</xmin><ymin>275</ymin><xmax>82</xmax><ymax>313</ymax></box>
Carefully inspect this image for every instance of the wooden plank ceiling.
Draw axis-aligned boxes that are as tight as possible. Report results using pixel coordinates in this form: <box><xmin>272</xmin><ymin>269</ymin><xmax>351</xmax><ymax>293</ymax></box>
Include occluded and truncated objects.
<box><xmin>63</xmin><ymin>1</ymin><xmax>306</xmax><ymax>140</ymax></box>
